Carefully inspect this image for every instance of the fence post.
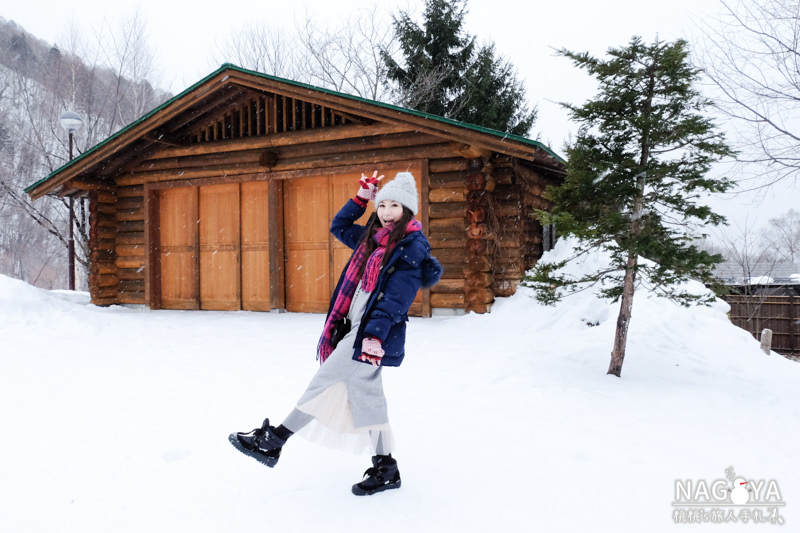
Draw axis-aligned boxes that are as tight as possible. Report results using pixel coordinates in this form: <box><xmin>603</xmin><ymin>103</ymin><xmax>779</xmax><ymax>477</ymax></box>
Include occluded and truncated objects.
<box><xmin>760</xmin><ymin>329</ymin><xmax>773</xmax><ymax>355</ymax></box>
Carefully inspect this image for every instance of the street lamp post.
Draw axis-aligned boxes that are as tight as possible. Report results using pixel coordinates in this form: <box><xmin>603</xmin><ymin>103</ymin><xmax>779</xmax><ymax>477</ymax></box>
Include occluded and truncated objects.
<box><xmin>60</xmin><ymin>110</ymin><xmax>83</xmax><ymax>291</ymax></box>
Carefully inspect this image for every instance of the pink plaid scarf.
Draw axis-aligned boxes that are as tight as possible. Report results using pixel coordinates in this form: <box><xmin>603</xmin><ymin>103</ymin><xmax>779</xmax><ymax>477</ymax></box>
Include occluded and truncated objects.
<box><xmin>317</xmin><ymin>219</ymin><xmax>421</xmax><ymax>363</ymax></box>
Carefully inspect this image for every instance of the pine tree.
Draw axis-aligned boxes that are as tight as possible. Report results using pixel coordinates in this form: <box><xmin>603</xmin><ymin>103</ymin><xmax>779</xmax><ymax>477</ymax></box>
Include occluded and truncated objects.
<box><xmin>523</xmin><ymin>37</ymin><xmax>734</xmax><ymax>377</ymax></box>
<box><xmin>382</xmin><ymin>0</ymin><xmax>536</xmax><ymax>136</ymax></box>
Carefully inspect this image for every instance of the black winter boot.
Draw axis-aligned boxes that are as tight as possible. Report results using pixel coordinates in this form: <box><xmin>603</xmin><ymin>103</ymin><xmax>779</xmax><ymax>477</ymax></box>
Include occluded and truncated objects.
<box><xmin>351</xmin><ymin>454</ymin><xmax>401</xmax><ymax>496</ymax></box>
<box><xmin>228</xmin><ymin>418</ymin><xmax>287</xmax><ymax>468</ymax></box>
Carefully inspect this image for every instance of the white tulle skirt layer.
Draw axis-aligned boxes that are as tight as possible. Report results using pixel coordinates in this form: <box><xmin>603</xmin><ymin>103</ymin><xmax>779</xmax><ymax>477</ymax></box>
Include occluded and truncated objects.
<box><xmin>295</xmin><ymin>382</ymin><xmax>395</xmax><ymax>455</ymax></box>
<box><xmin>290</xmin><ymin>283</ymin><xmax>395</xmax><ymax>455</ymax></box>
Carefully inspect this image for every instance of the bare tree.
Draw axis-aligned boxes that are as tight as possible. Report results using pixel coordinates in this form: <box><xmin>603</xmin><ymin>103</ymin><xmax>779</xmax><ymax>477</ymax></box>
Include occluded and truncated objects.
<box><xmin>762</xmin><ymin>209</ymin><xmax>800</xmax><ymax>263</ymax></box>
<box><xmin>212</xmin><ymin>4</ymin><xmax>397</xmax><ymax>101</ymax></box>
<box><xmin>698</xmin><ymin>0</ymin><xmax>800</xmax><ymax>187</ymax></box>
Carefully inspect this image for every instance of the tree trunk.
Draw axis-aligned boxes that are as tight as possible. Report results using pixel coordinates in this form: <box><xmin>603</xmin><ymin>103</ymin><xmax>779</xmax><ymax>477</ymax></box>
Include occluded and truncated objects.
<box><xmin>608</xmin><ymin>252</ymin><xmax>638</xmax><ymax>377</ymax></box>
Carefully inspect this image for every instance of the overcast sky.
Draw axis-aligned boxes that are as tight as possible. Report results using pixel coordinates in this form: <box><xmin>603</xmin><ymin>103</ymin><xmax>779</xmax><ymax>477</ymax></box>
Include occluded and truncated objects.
<box><xmin>3</xmin><ymin>0</ymin><xmax>796</xmax><ymax>234</ymax></box>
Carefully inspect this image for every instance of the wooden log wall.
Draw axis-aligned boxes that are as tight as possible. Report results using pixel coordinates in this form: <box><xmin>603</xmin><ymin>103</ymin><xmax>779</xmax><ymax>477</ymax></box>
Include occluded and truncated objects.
<box><xmin>464</xmin><ymin>158</ymin><xmax>494</xmax><ymax>313</ymax></box>
<box><xmin>115</xmin><ymin>185</ymin><xmax>146</xmax><ymax>304</ymax></box>
<box><xmin>88</xmin><ymin>189</ymin><xmax>119</xmax><ymax>305</ymax></box>
<box><xmin>107</xmin><ymin>124</ymin><xmax>457</xmax><ymax>309</ymax></box>
<box><xmin>427</xmin><ymin>157</ymin><xmax>468</xmax><ymax>310</ymax></box>
<box><xmin>492</xmin><ymin>157</ymin><xmax>555</xmax><ymax>297</ymax></box>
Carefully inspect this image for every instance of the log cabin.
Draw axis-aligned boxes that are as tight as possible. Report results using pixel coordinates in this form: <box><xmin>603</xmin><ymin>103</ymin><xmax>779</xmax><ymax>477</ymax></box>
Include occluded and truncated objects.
<box><xmin>26</xmin><ymin>64</ymin><xmax>566</xmax><ymax>315</ymax></box>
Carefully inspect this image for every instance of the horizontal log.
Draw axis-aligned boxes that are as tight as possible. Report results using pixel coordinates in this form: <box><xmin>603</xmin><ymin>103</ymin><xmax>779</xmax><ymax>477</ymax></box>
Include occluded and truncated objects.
<box><xmin>431</xmin><ymin>248</ymin><xmax>465</xmax><ymax>264</ymax></box>
<box><xmin>93</xmin><ymin>214</ymin><xmax>117</xmax><ymax>229</ymax></box>
<box><xmin>430</xmin><ymin>278</ymin><xmax>464</xmax><ymax>294</ymax></box>
<box><xmin>465</xmin><ymin>302</ymin><xmax>492</xmax><ymax>314</ymax></box>
<box><xmin>490</xmin><ymin>154</ymin><xmax>514</xmax><ymax>166</ymax></box>
<box><xmin>97</xmin><ymin>274</ymin><xmax>119</xmax><ymax>288</ymax></box>
<box><xmin>94</xmin><ymin>286</ymin><xmax>119</xmax><ymax>299</ymax></box>
<box><xmin>494</xmin><ymin>246</ymin><xmax>522</xmax><ymax>260</ymax></box>
<box><xmin>450</xmin><ymin>142</ymin><xmax>492</xmax><ymax>160</ymax></box>
<box><xmin>429</xmin><ymin>188</ymin><xmax>466</xmax><ymax>203</ymax></box>
<box><xmin>118</xmin><ymin>221</ymin><xmax>145</xmax><ymax>233</ymax></box>
<box><xmin>90</xmin><ymin>262</ymin><xmax>116</xmax><ymax>275</ymax></box>
<box><xmin>118</xmin><ymin>268</ymin><xmax>145</xmax><ymax>280</ymax></box>
<box><xmin>97</xmin><ymin>203</ymin><xmax>116</xmax><ymax>216</ymax></box>
<box><xmin>494</xmin><ymin>203</ymin><xmax>521</xmax><ymax>217</ymax></box>
<box><xmin>431</xmin><ymin>292</ymin><xmax>465</xmax><ymax>308</ymax></box>
<box><xmin>491</xmin><ymin>166</ymin><xmax>514</xmax><ymax>185</ymax></box>
<box><xmin>465</xmin><ymin>287</ymin><xmax>494</xmax><ymax>305</ymax></box>
<box><xmin>116</xmin><ymin>197</ymin><xmax>144</xmax><ymax>211</ymax></box>
<box><xmin>118</xmin><ymin>279</ymin><xmax>145</xmax><ymax>293</ymax></box>
<box><xmin>117</xmin><ymin>185</ymin><xmax>144</xmax><ymax>198</ymax></box>
<box><xmin>465</xmin><ymin>272</ymin><xmax>493</xmax><ymax>289</ymax></box>
<box><xmin>90</xmin><ymin>250</ymin><xmax>116</xmax><ymax>262</ymax></box>
<box><xmin>429</xmin><ymin>171</ymin><xmax>465</xmax><ymax>189</ymax></box>
<box><xmin>428</xmin><ymin>234</ymin><xmax>467</xmax><ymax>249</ymax></box>
<box><xmin>96</xmin><ymin>238</ymin><xmax>115</xmax><ymax>252</ymax></box>
<box><xmin>429</xmin><ymin>202</ymin><xmax>465</xmax><ymax>219</ymax></box>
<box><xmin>117</xmin><ymin>232</ymin><xmax>145</xmax><ymax>246</ymax></box>
<box><xmin>116</xmin><ymin>257</ymin><xmax>145</xmax><ymax>269</ymax></box>
<box><xmin>116</xmin><ymin>210</ymin><xmax>144</xmax><ymax>222</ymax></box>
<box><xmin>428</xmin><ymin>157</ymin><xmax>468</xmax><ymax>173</ymax></box>
<box><xmin>429</xmin><ymin>217</ymin><xmax>466</xmax><ymax>235</ymax></box>
<box><xmin>92</xmin><ymin>226</ymin><xmax>117</xmax><ymax>241</ymax></box>
<box><xmin>117</xmin><ymin>244</ymin><xmax>145</xmax><ymax>257</ymax></box>
<box><xmin>97</xmin><ymin>192</ymin><xmax>117</xmax><ymax>204</ymax></box>
<box><xmin>441</xmin><ymin>263</ymin><xmax>464</xmax><ymax>279</ymax></box>
<box><xmin>117</xmin><ymin>292</ymin><xmax>146</xmax><ymax>305</ymax></box>
<box><xmin>91</xmin><ymin>296</ymin><xmax>119</xmax><ymax>307</ymax></box>
<box><xmin>494</xmin><ymin>187</ymin><xmax>521</xmax><ymax>203</ymax></box>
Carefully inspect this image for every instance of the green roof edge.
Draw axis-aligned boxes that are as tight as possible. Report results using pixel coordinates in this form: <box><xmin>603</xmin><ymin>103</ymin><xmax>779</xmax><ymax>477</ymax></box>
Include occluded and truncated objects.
<box><xmin>26</xmin><ymin>63</ymin><xmax>564</xmax><ymax>194</ymax></box>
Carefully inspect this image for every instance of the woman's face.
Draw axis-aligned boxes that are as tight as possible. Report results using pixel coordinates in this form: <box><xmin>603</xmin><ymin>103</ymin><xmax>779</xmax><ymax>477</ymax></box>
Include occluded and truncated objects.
<box><xmin>377</xmin><ymin>200</ymin><xmax>404</xmax><ymax>228</ymax></box>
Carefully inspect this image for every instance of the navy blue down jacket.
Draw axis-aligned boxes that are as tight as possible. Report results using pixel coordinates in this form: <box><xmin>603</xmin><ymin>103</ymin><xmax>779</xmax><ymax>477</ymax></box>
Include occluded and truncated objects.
<box><xmin>327</xmin><ymin>198</ymin><xmax>442</xmax><ymax>367</ymax></box>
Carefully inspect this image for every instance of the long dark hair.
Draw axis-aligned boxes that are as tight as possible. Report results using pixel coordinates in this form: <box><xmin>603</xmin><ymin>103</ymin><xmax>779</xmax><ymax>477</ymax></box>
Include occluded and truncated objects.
<box><xmin>355</xmin><ymin>206</ymin><xmax>415</xmax><ymax>279</ymax></box>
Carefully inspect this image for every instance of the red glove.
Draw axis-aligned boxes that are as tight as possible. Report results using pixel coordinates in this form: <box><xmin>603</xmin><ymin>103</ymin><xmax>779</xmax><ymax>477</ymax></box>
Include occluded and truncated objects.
<box><xmin>356</xmin><ymin>171</ymin><xmax>384</xmax><ymax>202</ymax></box>
<box><xmin>359</xmin><ymin>336</ymin><xmax>384</xmax><ymax>366</ymax></box>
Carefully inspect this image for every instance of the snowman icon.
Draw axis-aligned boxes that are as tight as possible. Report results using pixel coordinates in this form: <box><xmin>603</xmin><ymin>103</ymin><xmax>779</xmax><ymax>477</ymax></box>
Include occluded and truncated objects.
<box><xmin>731</xmin><ymin>477</ymin><xmax>752</xmax><ymax>505</ymax></box>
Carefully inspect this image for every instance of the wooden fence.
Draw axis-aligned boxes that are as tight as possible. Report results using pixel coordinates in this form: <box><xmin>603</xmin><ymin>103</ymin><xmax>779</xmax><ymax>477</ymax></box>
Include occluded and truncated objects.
<box><xmin>722</xmin><ymin>294</ymin><xmax>799</xmax><ymax>358</ymax></box>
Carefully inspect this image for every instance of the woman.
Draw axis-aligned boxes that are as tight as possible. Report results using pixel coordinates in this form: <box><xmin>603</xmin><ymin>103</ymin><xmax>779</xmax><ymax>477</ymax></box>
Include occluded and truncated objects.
<box><xmin>230</xmin><ymin>170</ymin><xmax>442</xmax><ymax>496</ymax></box>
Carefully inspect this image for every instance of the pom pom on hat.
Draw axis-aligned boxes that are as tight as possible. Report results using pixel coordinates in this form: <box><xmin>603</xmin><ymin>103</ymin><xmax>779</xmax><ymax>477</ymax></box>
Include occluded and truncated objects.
<box><xmin>374</xmin><ymin>172</ymin><xmax>418</xmax><ymax>215</ymax></box>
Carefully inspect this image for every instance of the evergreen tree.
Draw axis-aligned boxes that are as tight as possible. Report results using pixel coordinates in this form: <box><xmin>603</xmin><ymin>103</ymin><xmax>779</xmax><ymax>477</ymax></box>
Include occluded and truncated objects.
<box><xmin>382</xmin><ymin>0</ymin><xmax>536</xmax><ymax>136</ymax></box>
<box><xmin>522</xmin><ymin>37</ymin><xmax>734</xmax><ymax>377</ymax></box>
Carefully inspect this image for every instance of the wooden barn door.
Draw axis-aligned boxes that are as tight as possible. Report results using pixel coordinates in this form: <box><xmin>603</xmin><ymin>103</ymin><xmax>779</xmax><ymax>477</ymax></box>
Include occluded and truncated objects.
<box><xmin>160</xmin><ymin>187</ymin><xmax>199</xmax><ymax>309</ymax></box>
<box><xmin>199</xmin><ymin>184</ymin><xmax>241</xmax><ymax>310</ymax></box>
<box><xmin>283</xmin><ymin>169</ymin><xmax>422</xmax><ymax>314</ymax></box>
<box><xmin>241</xmin><ymin>182</ymin><xmax>271</xmax><ymax>311</ymax></box>
<box><xmin>284</xmin><ymin>176</ymin><xmax>332</xmax><ymax>313</ymax></box>
<box><xmin>156</xmin><ymin>182</ymin><xmax>272</xmax><ymax>311</ymax></box>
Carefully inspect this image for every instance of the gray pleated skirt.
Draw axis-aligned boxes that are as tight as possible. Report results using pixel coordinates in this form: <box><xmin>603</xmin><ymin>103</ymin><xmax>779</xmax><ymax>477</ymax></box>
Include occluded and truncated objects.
<box><xmin>291</xmin><ymin>283</ymin><xmax>395</xmax><ymax>454</ymax></box>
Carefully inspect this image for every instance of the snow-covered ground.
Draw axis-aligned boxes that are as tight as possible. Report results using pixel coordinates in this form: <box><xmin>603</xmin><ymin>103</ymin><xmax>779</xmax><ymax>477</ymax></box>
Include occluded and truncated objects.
<box><xmin>1</xmin><ymin>242</ymin><xmax>797</xmax><ymax>532</ymax></box>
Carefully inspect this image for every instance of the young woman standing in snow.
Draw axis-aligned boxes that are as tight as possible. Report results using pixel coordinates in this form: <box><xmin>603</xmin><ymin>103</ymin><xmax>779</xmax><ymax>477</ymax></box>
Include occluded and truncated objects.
<box><xmin>229</xmin><ymin>171</ymin><xmax>442</xmax><ymax>496</ymax></box>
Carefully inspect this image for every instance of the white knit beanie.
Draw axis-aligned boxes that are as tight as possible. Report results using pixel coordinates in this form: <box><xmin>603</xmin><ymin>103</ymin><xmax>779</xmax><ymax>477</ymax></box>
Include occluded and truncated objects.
<box><xmin>374</xmin><ymin>172</ymin><xmax>419</xmax><ymax>215</ymax></box>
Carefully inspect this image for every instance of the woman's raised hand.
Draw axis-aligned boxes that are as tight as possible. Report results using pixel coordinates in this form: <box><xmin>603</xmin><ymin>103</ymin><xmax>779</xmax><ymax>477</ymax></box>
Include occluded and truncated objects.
<box><xmin>356</xmin><ymin>170</ymin><xmax>384</xmax><ymax>202</ymax></box>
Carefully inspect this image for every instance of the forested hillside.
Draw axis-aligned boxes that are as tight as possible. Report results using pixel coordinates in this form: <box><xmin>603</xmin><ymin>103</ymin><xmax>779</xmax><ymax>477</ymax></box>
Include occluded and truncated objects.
<box><xmin>0</xmin><ymin>16</ymin><xmax>170</xmax><ymax>289</ymax></box>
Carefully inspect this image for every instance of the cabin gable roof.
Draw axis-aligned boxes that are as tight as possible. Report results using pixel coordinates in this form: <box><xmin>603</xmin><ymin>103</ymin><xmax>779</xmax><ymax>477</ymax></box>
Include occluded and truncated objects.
<box><xmin>26</xmin><ymin>63</ymin><xmax>564</xmax><ymax>199</ymax></box>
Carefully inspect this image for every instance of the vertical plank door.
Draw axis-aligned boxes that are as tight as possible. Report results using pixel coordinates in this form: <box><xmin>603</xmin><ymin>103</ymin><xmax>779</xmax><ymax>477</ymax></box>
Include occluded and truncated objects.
<box><xmin>284</xmin><ymin>176</ymin><xmax>330</xmax><ymax>312</ymax></box>
<box><xmin>199</xmin><ymin>183</ymin><xmax>241</xmax><ymax>310</ymax></box>
<box><xmin>159</xmin><ymin>187</ymin><xmax>199</xmax><ymax>309</ymax></box>
<box><xmin>241</xmin><ymin>181</ymin><xmax>271</xmax><ymax>311</ymax></box>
